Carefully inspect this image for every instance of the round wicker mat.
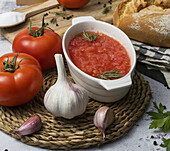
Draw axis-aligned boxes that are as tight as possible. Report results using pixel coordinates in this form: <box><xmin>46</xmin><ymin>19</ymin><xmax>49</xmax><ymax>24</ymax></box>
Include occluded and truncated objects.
<box><xmin>0</xmin><ymin>69</ymin><xmax>151</xmax><ymax>150</ymax></box>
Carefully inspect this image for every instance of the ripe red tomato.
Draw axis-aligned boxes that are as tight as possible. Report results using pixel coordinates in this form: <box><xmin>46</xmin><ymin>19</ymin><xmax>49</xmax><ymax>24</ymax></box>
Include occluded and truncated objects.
<box><xmin>57</xmin><ymin>0</ymin><xmax>90</xmax><ymax>8</ymax></box>
<box><xmin>0</xmin><ymin>53</ymin><xmax>43</xmax><ymax>106</ymax></box>
<box><xmin>12</xmin><ymin>27</ymin><xmax>62</xmax><ymax>71</ymax></box>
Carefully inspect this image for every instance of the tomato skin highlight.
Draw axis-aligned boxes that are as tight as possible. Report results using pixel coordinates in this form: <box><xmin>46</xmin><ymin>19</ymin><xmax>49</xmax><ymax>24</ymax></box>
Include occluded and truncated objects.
<box><xmin>57</xmin><ymin>0</ymin><xmax>90</xmax><ymax>8</ymax></box>
<box><xmin>12</xmin><ymin>27</ymin><xmax>63</xmax><ymax>71</ymax></box>
<box><xmin>0</xmin><ymin>53</ymin><xmax>43</xmax><ymax>107</ymax></box>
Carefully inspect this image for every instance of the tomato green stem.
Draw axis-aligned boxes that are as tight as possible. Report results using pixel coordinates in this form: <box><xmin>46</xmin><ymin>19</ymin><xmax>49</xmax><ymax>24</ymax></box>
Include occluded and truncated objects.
<box><xmin>28</xmin><ymin>14</ymin><xmax>54</xmax><ymax>37</ymax></box>
<box><xmin>29</xmin><ymin>15</ymin><xmax>45</xmax><ymax>37</ymax></box>
<box><xmin>3</xmin><ymin>53</ymin><xmax>30</xmax><ymax>73</ymax></box>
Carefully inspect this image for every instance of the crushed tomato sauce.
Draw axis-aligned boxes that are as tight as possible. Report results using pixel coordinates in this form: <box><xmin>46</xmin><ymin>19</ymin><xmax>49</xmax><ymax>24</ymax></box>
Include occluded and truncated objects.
<box><xmin>68</xmin><ymin>31</ymin><xmax>131</xmax><ymax>79</ymax></box>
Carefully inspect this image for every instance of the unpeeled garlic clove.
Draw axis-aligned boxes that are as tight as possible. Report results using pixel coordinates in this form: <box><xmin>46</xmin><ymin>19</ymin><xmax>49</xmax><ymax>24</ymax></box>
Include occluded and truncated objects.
<box><xmin>94</xmin><ymin>106</ymin><xmax>115</xmax><ymax>139</ymax></box>
<box><xmin>13</xmin><ymin>114</ymin><xmax>42</xmax><ymax>135</ymax></box>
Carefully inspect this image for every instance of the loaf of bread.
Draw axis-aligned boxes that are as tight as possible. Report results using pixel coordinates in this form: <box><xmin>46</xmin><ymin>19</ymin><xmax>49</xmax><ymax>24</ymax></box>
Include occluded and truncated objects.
<box><xmin>113</xmin><ymin>0</ymin><xmax>170</xmax><ymax>47</ymax></box>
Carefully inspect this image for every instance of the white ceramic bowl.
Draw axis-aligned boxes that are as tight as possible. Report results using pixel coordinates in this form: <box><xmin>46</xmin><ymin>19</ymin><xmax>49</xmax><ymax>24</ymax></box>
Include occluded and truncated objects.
<box><xmin>62</xmin><ymin>16</ymin><xmax>136</xmax><ymax>103</ymax></box>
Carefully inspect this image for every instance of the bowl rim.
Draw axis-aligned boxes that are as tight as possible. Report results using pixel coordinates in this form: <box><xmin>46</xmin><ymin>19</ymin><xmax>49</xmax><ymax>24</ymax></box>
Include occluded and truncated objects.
<box><xmin>62</xmin><ymin>19</ymin><xmax>136</xmax><ymax>83</ymax></box>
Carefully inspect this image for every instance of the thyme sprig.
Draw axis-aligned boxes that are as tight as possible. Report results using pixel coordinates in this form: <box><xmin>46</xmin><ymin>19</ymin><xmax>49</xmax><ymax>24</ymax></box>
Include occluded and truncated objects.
<box><xmin>50</xmin><ymin>17</ymin><xmax>57</xmax><ymax>24</ymax></box>
<box><xmin>81</xmin><ymin>31</ymin><xmax>98</xmax><ymax>42</ymax></box>
<box><xmin>50</xmin><ymin>11</ymin><xmax>67</xmax><ymax>17</ymax></box>
<box><xmin>94</xmin><ymin>69</ymin><xmax>124</xmax><ymax>80</ymax></box>
<box><xmin>49</xmin><ymin>11</ymin><xmax>67</xmax><ymax>24</ymax></box>
<box><xmin>103</xmin><ymin>6</ymin><xmax>112</xmax><ymax>14</ymax></box>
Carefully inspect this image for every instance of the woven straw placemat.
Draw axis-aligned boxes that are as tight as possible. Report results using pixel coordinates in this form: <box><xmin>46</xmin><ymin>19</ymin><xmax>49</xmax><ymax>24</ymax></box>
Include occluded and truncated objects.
<box><xmin>0</xmin><ymin>69</ymin><xmax>151</xmax><ymax>150</ymax></box>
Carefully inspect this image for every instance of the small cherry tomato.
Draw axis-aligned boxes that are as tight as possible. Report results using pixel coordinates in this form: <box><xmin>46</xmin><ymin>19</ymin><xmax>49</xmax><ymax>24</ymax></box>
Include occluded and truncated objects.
<box><xmin>0</xmin><ymin>53</ymin><xmax>43</xmax><ymax>106</ymax></box>
<box><xmin>57</xmin><ymin>0</ymin><xmax>90</xmax><ymax>8</ymax></box>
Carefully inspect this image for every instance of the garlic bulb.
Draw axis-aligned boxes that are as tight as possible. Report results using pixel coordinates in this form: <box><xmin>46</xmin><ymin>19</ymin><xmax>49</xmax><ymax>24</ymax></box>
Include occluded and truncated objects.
<box><xmin>94</xmin><ymin>106</ymin><xmax>115</xmax><ymax>139</ymax></box>
<box><xmin>44</xmin><ymin>54</ymin><xmax>89</xmax><ymax>119</ymax></box>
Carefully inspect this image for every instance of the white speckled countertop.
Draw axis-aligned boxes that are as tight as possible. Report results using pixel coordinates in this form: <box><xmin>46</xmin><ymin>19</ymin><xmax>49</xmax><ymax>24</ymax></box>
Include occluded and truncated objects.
<box><xmin>0</xmin><ymin>1</ymin><xmax>169</xmax><ymax>151</ymax></box>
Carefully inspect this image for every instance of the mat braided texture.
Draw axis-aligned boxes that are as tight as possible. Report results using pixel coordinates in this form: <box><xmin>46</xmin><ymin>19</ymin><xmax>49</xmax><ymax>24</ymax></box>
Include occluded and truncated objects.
<box><xmin>0</xmin><ymin>69</ymin><xmax>151</xmax><ymax>150</ymax></box>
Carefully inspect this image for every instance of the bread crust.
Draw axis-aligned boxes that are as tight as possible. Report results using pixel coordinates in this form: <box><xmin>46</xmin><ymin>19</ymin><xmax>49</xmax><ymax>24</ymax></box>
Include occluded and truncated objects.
<box><xmin>113</xmin><ymin>0</ymin><xmax>170</xmax><ymax>47</ymax></box>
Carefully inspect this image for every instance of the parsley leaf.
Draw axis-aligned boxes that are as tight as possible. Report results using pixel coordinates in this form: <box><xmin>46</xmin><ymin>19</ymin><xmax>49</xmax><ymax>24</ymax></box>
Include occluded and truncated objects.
<box><xmin>160</xmin><ymin>137</ymin><xmax>170</xmax><ymax>151</ymax></box>
<box><xmin>153</xmin><ymin>101</ymin><xmax>164</xmax><ymax>114</ymax></box>
<box><xmin>147</xmin><ymin>102</ymin><xmax>170</xmax><ymax>131</ymax></box>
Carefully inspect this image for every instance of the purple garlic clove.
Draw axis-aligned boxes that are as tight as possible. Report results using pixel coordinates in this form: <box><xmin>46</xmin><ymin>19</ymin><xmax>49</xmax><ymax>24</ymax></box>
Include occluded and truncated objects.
<box><xmin>94</xmin><ymin>106</ymin><xmax>115</xmax><ymax>139</ymax></box>
<box><xmin>13</xmin><ymin>114</ymin><xmax>42</xmax><ymax>135</ymax></box>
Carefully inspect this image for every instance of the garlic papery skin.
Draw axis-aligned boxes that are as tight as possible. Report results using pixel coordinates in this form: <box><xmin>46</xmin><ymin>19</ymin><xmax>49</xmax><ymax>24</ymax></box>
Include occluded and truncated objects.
<box><xmin>94</xmin><ymin>106</ymin><xmax>115</xmax><ymax>139</ymax></box>
<box><xmin>44</xmin><ymin>54</ymin><xmax>89</xmax><ymax>119</ymax></box>
<box><xmin>13</xmin><ymin>114</ymin><xmax>42</xmax><ymax>135</ymax></box>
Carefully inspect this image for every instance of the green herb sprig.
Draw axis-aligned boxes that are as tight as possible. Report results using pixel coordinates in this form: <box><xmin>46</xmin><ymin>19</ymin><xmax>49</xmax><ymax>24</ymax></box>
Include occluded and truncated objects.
<box><xmin>81</xmin><ymin>31</ymin><xmax>98</xmax><ymax>43</ymax></box>
<box><xmin>147</xmin><ymin>102</ymin><xmax>170</xmax><ymax>151</ymax></box>
<box><xmin>160</xmin><ymin>137</ymin><xmax>170</xmax><ymax>151</ymax></box>
<box><xmin>103</xmin><ymin>6</ymin><xmax>112</xmax><ymax>14</ymax></box>
<box><xmin>94</xmin><ymin>69</ymin><xmax>124</xmax><ymax>80</ymax></box>
<box><xmin>50</xmin><ymin>11</ymin><xmax>67</xmax><ymax>17</ymax></box>
<box><xmin>50</xmin><ymin>17</ymin><xmax>57</xmax><ymax>24</ymax></box>
<box><xmin>147</xmin><ymin>102</ymin><xmax>170</xmax><ymax>131</ymax></box>
<box><xmin>49</xmin><ymin>11</ymin><xmax>67</xmax><ymax>24</ymax></box>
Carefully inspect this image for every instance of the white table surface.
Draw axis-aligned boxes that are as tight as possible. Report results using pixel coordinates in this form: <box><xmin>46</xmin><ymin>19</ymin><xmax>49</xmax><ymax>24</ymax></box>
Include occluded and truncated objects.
<box><xmin>0</xmin><ymin>1</ymin><xmax>170</xmax><ymax>151</ymax></box>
